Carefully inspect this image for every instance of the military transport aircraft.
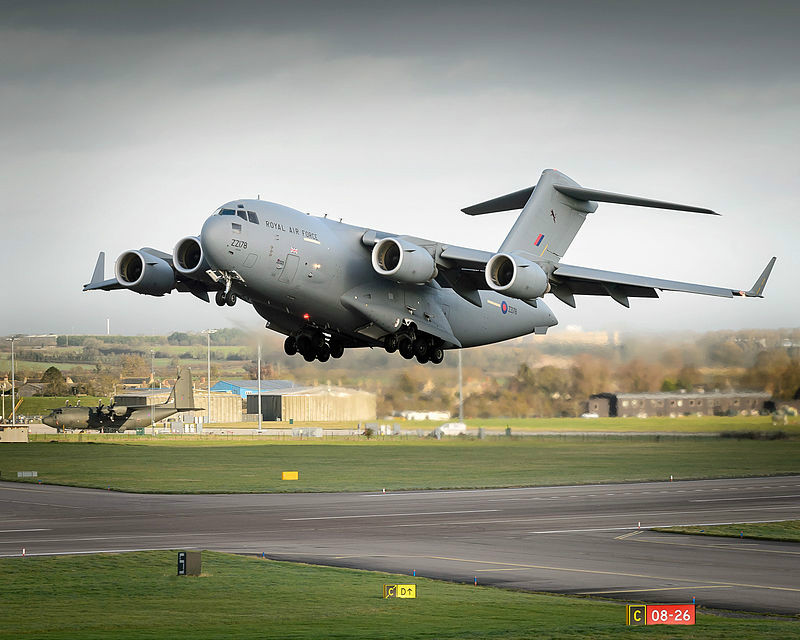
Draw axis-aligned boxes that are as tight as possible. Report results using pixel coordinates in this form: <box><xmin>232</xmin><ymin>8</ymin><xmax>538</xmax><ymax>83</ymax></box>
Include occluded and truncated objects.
<box><xmin>85</xmin><ymin>169</ymin><xmax>775</xmax><ymax>365</ymax></box>
<box><xmin>42</xmin><ymin>368</ymin><xmax>198</xmax><ymax>432</ymax></box>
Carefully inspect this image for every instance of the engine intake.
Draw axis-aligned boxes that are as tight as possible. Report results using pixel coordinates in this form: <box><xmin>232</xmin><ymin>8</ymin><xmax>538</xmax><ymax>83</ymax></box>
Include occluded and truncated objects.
<box><xmin>173</xmin><ymin>236</ymin><xmax>209</xmax><ymax>277</ymax></box>
<box><xmin>485</xmin><ymin>253</ymin><xmax>549</xmax><ymax>300</ymax></box>
<box><xmin>371</xmin><ymin>237</ymin><xmax>437</xmax><ymax>284</ymax></box>
<box><xmin>115</xmin><ymin>250</ymin><xmax>175</xmax><ymax>296</ymax></box>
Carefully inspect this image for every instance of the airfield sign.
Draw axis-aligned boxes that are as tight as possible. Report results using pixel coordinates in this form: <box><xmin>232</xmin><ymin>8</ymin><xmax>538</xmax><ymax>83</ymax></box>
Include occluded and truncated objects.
<box><xmin>626</xmin><ymin>604</ymin><xmax>695</xmax><ymax>625</ymax></box>
<box><xmin>383</xmin><ymin>584</ymin><xmax>416</xmax><ymax>599</ymax></box>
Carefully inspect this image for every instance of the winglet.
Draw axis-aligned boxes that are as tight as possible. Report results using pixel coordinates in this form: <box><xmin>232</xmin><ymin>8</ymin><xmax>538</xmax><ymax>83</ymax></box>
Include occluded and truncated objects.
<box><xmin>741</xmin><ymin>257</ymin><xmax>776</xmax><ymax>298</ymax></box>
<box><xmin>91</xmin><ymin>252</ymin><xmax>105</xmax><ymax>283</ymax></box>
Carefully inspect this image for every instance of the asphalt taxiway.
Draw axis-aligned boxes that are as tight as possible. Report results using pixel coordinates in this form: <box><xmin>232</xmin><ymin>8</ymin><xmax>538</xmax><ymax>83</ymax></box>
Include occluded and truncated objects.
<box><xmin>1</xmin><ymin>476</ymin><xmax>799</xmax><ymax>614</ymax></box>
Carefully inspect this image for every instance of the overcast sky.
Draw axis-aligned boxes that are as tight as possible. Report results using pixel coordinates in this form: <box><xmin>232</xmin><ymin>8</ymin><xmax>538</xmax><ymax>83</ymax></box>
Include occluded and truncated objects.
<box><xmin>1</xmin><ymin>0</ymin><xmax>798</xmax><ymax>338</ymax></box>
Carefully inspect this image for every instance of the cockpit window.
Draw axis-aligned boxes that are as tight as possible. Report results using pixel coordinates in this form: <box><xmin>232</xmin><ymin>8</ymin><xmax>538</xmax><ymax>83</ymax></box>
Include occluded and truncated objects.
<box><xmin>237</xmin><ymin>211</ymin><xmax>247</xmax><ymax>220</ymax></box>
<box><xmin>247</xmin><ymin>211</ymin><xmax>259</xmax><ymax>224</ymax></box>
<box><xmin>219</xmin><ymin>208</ymin><xmax>235</xmax><ymax>216</ymax></box>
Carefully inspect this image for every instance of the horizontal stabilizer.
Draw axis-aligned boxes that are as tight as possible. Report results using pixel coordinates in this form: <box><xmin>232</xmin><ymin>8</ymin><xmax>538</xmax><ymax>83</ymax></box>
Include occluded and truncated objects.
<box><xmin>462</xmin><ymin>187</ymin><xmax>535</xmax><ymax>215</ymax></box>
<box><xmin>84</xmin><ymin>251</ymin><xmax>124</xmax><ymax>291</ymax></box>
<box><xmin>553</xmin><ymin>185</ymin><xmax>719</xmax><ymax>215</ymax></box>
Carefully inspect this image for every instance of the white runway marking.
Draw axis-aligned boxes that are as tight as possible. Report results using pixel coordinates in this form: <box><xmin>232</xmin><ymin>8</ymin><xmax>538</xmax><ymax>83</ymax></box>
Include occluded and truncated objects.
<box><xmin>285</xmin><ymin>509</ymin><xmax>499</xmax><ymax>521</ymax></box>
<box><xmin>0</xmin><ymin>546</ymin><xmax>195</xmax><ymax>558</ymax></box>
<box><xmin>690</xmin><ymin>495</ymin><xmax>800</xmax><ymax>503</ymax></box>
<box><xmin>0</xmin><ymin>529</ymin><xmax>51</xmax><ymax>533</ymax></box>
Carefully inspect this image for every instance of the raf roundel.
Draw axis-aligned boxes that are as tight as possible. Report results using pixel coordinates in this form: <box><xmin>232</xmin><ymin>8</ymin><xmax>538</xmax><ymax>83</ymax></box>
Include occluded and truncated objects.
<box><xmin>501</xmin><ymin>301</ymin><xmax>508</xmax><ymax>314</ymax></box>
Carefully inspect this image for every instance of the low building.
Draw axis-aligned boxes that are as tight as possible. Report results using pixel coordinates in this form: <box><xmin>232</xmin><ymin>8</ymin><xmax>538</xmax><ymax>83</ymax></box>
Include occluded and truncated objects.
<box><xmin>212</xmin><ymin>379</ymin><xmax>297</xmax><ymax>400</ymax></box>
<box><xmin>246</xmin><ymin>386</ymin><xmax>376</xmax><ymax>422</ymax></box>
<box><xmin>114</xmin><ymin>388</ymin><xmax>242</xmax><ymax>423</ymax></box>
<box><xmin>587</xmin><ymin>391</ymin><xmax>771</xmax><ymax>418</ymax></box>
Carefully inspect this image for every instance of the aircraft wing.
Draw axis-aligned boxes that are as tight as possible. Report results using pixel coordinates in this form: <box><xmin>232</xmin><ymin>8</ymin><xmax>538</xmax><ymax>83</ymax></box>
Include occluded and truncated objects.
<box><xmin>549</xmin><ymin>257</ymin><xmax>776</xmax><ymax>308</ymax></box>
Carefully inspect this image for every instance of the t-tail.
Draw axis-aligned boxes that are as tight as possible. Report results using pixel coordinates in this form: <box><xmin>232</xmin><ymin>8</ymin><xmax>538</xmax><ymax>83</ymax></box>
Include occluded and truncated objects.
<box><xmin>463</xmin><ymin>169</ymin><xmax>719</xmax><ymax>264</ymax></box>
<box><xmin>164</xmin><ymin>367</ymin><xmax>199</xmax><ymax>412</ymax></box>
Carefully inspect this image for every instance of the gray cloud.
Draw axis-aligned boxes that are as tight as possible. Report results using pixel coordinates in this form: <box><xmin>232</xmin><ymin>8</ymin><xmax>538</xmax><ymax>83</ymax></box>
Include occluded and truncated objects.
<box><xmin>1</xmin><ymin>1</ymin><xmax>797</xmax><ymax>336</ymax></box>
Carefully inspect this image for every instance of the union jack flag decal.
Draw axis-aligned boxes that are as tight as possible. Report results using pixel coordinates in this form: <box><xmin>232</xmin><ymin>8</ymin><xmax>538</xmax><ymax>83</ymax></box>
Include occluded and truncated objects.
<box><xmin>290</xmin><ymin>247</ymin><xmax>298</xmax><ymax>255</ymax></box>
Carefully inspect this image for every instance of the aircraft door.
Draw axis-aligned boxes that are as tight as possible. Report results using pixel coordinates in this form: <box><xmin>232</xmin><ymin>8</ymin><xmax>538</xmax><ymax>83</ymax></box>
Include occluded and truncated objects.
<box><xmin>278</xmin><ymin>254</ymin><xmax>300</xmax><ymax>283</ymax></box>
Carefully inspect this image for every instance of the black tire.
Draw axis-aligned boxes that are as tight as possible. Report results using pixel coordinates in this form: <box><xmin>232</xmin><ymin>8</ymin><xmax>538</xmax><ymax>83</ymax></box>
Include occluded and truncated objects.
<box><xmin>296</xmin><ymin>335</ymin><xmax>311</xmax><ymax>355</ymax></box>
<box><xmin>399</xmin><ymin>338</ymin><xmax>414</xmax><ymax>359</ymax></box>
<box><xmin>430</xmin><ymin>347</ymin><xmax>444</xmax><ymax>364</ymax></box>
<box><xmin>384</xmin><ymin>334</ymin><xmax>398</xmax><ymax>353</ymax></box>
<box><xmin>225</xmin><ymin>291</ymin><xmax>237</xmax><ymax>306</ymax></box>
<box><xmin>312</xmin><ymin>332</ymin><xmax>326</xmax><ymax>350</ymax></box>
<box><xmin>317</xmin><ymin>344</ymin><xmax>331</xmax><ymax>362</ymax></box>
<box><xmin>302</xmin><ymin>349</ymin><xmax>316</xmax><ymax>362</ymax></box>
<box><xmin>330</xmin><ymin>341</ymin><xmax>344</xmax><ymax>359</ymax></box>
<box><xmin>413</xmin><ymin>338</ymin><xmax>429</xmax><ymax>358</ymax></box>
<box><xmin>284</xmin><ymin>336</ymin><xmax>297</xmax><ymax>356</ymax></box>
<box><xmin>215</xmin><ymin>290</ymin><xmax>226</xmax><ymax>306</ymax></box>
<box><xmin>416</xmin><ymin>351</ymin><xmax>429</xmax><ymax>364</ymax></box>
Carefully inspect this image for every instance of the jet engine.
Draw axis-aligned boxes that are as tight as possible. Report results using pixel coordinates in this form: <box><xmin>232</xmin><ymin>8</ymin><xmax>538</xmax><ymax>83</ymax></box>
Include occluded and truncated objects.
<box><xmin>115</xmin><ymin>250</ymin><xmax>175</xmax><ymax>296</ymax></box>
<box><xmin>173</xmin><ymin>236</ymin><xmax>209</xmax><ymax>277</ymax></box>
<box><xmin>485</xmin><ymin>253</ymin><xmax>549</xmax><ymax>300</ymax></box>
<box><xmin>371</xmin><ymin>237</ymin><xmax>437</xmax><ymax>284</ymax></box>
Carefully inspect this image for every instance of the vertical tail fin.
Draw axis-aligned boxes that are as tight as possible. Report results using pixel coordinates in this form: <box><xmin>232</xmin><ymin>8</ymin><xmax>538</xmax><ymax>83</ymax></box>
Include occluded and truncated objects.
<box><xmin>499</xmin><ymin>170</ymin><xmax>596</xmax><ymax>262</ymax></box>
<box><xmin>165</xmin><ymin>368</ymin><xmax>197</xmax><ymax>411</ymax></box>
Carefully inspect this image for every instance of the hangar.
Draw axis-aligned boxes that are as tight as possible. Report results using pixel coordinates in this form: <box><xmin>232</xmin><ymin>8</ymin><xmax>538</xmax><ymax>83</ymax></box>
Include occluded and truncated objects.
<box><xmin>246</xmin><ymin>386</ymin><xmax>376</xmax><ymax>422</ymax></box>
<box><xmin>114</xmin><ymin>388</ymin><xmax>242</xmax><ymax>423</ymax></box>
<box><xmin>587</xmin><ymin>391</ymin><xmax>771</xmax><ymax>418</ymax></box>
<box><xmin>210</xmin><ymin>379</ymin><xmax>297</xmax><ymax>400</ymax></box>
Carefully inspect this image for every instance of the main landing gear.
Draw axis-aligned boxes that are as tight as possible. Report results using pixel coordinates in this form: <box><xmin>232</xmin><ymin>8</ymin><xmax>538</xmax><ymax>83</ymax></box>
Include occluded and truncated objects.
<box><xmin>384</xmin><ymin>326</ymin><xmax>444</xmax><ymax>365</ymax></box>
<box><xmin>284</xmin><ymin>331</ymin><xmax>345</xmax><ymax>363</ymax></box>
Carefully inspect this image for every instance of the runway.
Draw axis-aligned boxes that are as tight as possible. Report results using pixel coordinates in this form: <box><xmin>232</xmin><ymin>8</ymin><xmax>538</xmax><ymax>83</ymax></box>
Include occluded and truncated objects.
<box><xmin>2</xmin><ymin>476</ymin><xmax>799</xmax><ymax>614</ymax></box>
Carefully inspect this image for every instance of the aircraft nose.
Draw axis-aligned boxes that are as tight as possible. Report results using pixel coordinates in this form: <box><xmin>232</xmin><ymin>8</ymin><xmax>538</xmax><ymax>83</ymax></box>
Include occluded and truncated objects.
<box><xmin>200</xmin><ymin>215</ymin><xmax>231</xmax><ymax>270</ymax></box>
<box><xmin>42</xmin><ymin>414</ymin><xmax>54</xmax><ymax>427</ymax></box>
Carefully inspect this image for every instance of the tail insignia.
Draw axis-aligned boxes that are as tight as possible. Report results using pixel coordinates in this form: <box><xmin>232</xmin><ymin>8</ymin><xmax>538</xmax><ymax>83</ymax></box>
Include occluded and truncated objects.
<box><xmin>534</xmin><ymin>234</ymin><xmax>545</xmax><ymax>247</ymax></box>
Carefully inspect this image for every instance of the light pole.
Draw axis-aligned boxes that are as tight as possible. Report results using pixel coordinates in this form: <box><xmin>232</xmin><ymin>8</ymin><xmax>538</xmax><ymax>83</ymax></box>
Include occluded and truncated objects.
<box><xmin>257</xmin><ymin>342</ymin><xmax>263</xmax><ymax>434</ymax></box>
<box><xmin>201</xmin><ymin>329</ymin><xmax>217</xmax><ymax>424</ymax></box>
<box><xmin>150</xmin><ymin>349</ymin><xmax>155</xmax><ymax>432</ymax></box>
<box><xmin>458</xmin><ymin>349</ymin><xmax>463</xmax><ymax>422</ymax></box>
<box><xmin>6</xmin><ymin>337</ymin><xmax>20</xmax><ymax>426</ymax></box>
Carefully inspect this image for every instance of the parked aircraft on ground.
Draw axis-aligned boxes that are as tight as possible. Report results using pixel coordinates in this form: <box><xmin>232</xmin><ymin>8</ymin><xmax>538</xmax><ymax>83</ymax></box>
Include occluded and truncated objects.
<box><xmin>85</xmin><ymin>169</ymin><xmax>775</xmax><ymax>365</ymax></box>
<box><xmin>42</xmin><ymin>368</ymin><xmax>198</xmax><ymax>432</ymax></box>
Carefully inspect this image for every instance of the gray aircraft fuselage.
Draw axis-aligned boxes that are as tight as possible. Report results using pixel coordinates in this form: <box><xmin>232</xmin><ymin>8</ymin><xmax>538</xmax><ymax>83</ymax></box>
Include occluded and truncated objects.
<box><xmin>86</xmin><ymin>169</ymin><xmax>774</xmax><ymax>365</ymax></box>
<box><xmin>42</xmin><ymin>405</ymin><xmax>175</xmax><ymax>432</ymax></box>
<box><xmin>199</xmin><ymin>203</ymin><xmax>556</xmax><ymax>349</ymax></box>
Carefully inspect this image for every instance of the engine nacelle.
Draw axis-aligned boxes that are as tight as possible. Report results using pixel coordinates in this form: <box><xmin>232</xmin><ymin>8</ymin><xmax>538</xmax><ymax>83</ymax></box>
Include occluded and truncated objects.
<box><xmin>371</xmin><ymin>237</ymin><xmax>437</xmax><ymax>284</ymax></box>
<box><xmin>485</xmin><ymin>253</ymin><xmax>549</xmax><ymax>300</ymax></box>
<box><xmin>115</xmin><ymin>250</ymin><xmax>175</xmax><ymax>296</ymax></box>
<box><xmin>173</xmin><ymin>236</ymin><xmax>209</xmax><ymax>277</ymax></box>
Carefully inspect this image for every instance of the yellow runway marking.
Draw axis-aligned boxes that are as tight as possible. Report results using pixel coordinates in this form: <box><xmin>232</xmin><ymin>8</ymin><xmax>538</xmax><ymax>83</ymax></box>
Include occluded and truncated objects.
<box><xmin>626</xmin><ymin>536</ymin><xmax>800</xmax><ymax>556</ymax></box>
<box><xmin>319</xmin><ymin>553</ymin><xmax>800</xmax><ymax>594</ymax></box>
<box><xmin>580</xmin><ymin>585</ymin><xmax>733</xmax><ymax>595</ymax></box>
<box><xmin>614</xmin><ymin>530</ymin><xmax>643</xmax><ymax>540</ymax></box>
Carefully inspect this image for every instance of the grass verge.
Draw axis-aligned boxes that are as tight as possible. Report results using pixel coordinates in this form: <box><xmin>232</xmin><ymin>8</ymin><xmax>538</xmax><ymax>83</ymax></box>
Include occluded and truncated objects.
<box><xmin>1</xmin><ymin>551</ymin><xmax>795</xmax><ymax>639</ymax></box>
<box><xmin>3</xmin><ymin>437</ymin><xmax>799</xmax><ymax>493</ymax></box>
<box><xmin>655</xmin><ymin>520</ymin><xmax>800</xmax><ymax>543</ymax></box>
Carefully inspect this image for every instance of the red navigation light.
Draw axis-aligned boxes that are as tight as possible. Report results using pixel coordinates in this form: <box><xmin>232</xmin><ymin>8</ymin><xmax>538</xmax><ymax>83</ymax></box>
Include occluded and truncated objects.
<box><xmin>303</xmin><ymin>313</ymin><xmax>310</xmax><ymax>320</ymax></box>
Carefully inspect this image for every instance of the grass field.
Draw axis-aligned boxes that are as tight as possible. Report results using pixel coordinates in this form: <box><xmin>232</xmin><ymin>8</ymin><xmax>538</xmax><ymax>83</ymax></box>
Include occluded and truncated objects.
<box><xmin>657</xmin><ymin>520</ymin><xmax>800</xmax><ymax>543</ymax></box>
<box><xmin>3</xmin><ymin>437</ymin><xmax>799</xmax><ymax>493</ymax></box>
<box><xmin>1</xmin><ymin>551</ymin><xmax>795</xmax><ymax>639</ymax></box>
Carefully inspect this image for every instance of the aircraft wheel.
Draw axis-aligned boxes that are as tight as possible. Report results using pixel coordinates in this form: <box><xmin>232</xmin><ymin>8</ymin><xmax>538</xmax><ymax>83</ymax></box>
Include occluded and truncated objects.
<box><xmin>399</xmin><ymin>338</ymin><xmax>414</xmax><ymax>359</ymax></box>
<box><xmin>215</xmin><ymin>290</ymin><xmax>226</xmax><ymax>306</ymax></box>
<box><xmin>429</xmin><ymin>347</ymin><xmax>444</xmax><ymax>364</ymax></box>
<box><xmin>302</xmin><ymin>349</ymin><xmax>316</xmax><ymax>362</ymax></box>
<box><xmin>384</xmin><ymin>334</ymin><xmax>398</xmax><ymax>353</ymax></box>
<box><xmin>284</xmin><ymin>336</ymin><xmax>297</xmax><ymax>356</ymax></box>
<box><xmin>296</xmin><ymin>335</ymin><xmax>311</xmax><ymax>355</ymax></box>
<box><xmin>317</xmin><ymin>344</ymin><xmax>331</xmax><ymax>362</ymax></box>
<box><xmin>310</xmin><ymin>331</ymin><xmax>325</xmax><ymax>350</ymax></box>
<box><xmin>330</xmin><ymin>341</ymin><xmax>345</xmax><ymax>359</ymax></box>
<box><xmin>225</xmin><ymin>291</ymin><xmax>237</xmax><ymax>306</ymax></box>
<box><xmin>413</xmin><ymin>338</ymin><xmax>429</xmax><ymax>358</ymax></box>
<box><xmin>416</xmin><ymin>351</ymin><xmax>429</xmax><ymax>364</ymax></box>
